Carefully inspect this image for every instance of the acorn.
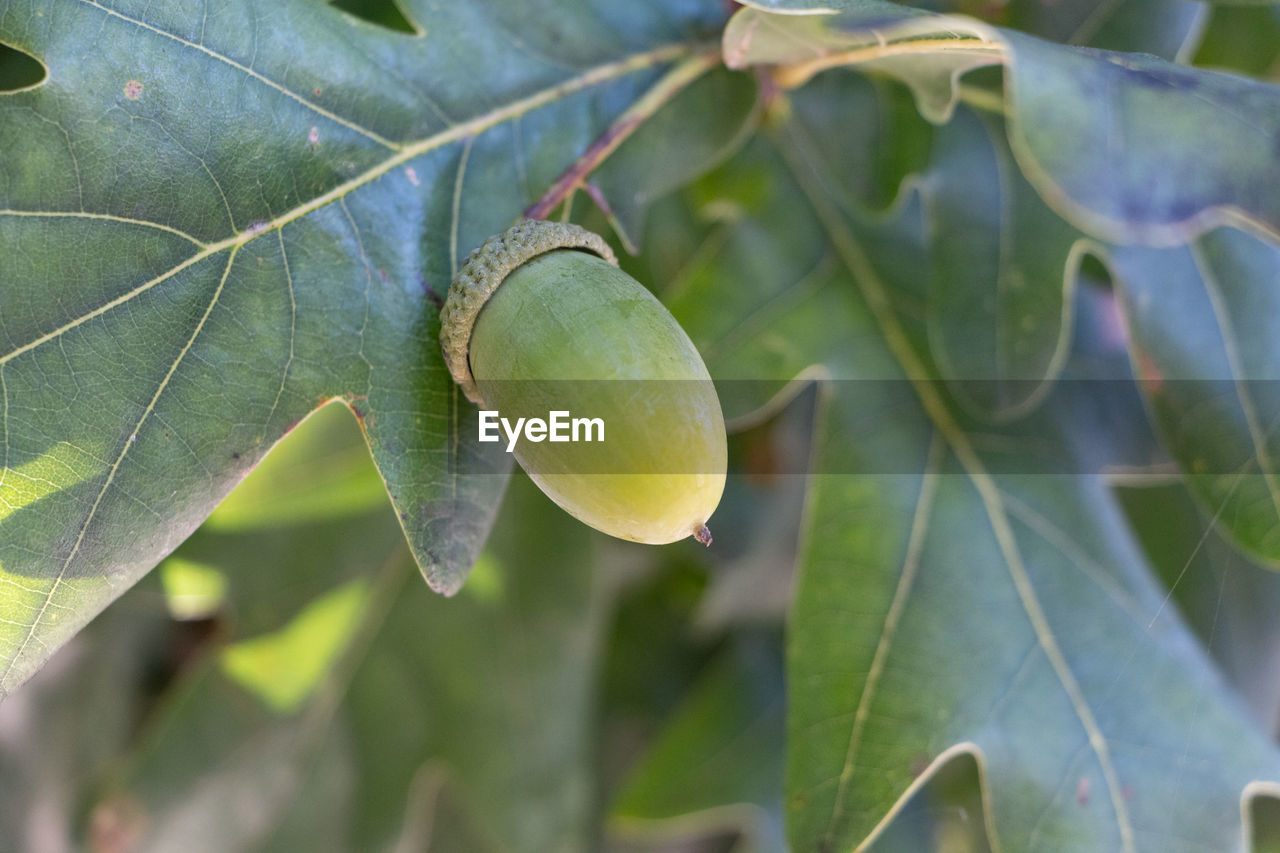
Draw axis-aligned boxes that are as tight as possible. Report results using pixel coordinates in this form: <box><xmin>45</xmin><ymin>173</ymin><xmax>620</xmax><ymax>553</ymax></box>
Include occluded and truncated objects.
<box><xmin>441</xmin><ymin>220</ymin><xmax>725</xmax><ymax>545</ymax></box>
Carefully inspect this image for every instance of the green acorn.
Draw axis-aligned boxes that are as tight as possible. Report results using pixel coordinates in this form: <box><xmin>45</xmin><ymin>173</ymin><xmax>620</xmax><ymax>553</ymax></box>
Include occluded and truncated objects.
<box><xmin>441</xmin><ymin>220</ymin><xmax>725</xmax><ymax>545</ymax></box>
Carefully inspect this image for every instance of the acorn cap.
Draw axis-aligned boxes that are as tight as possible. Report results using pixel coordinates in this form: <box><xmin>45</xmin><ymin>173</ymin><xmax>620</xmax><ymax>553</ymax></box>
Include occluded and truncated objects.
<box><xmin>441</xmin><ymin>220</ymin><xmax>617</xmax><ymax>405</ymax></box>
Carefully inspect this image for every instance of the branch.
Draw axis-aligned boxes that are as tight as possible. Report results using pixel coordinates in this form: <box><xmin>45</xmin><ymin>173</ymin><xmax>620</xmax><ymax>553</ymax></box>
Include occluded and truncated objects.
<box><xmin>524</xmin><ymin>46</ymin><xmax>723</xmax><ymax>221</ymax></box>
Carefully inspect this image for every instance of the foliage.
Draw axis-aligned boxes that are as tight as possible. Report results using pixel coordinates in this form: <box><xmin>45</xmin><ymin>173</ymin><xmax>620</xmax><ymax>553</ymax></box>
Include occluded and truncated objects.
<box><xmin>3</xmin><ymin>0</ymin><xmax>1280</xmax><ymax>849</ymax></box>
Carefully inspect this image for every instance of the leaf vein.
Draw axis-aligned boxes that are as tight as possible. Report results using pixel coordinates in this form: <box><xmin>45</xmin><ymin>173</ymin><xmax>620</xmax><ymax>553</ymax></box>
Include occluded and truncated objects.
<box><xmin>0</xmin><ymin>247</ymin><xmax>239</xmax><ymax>692</ymax></box>
<box><xmin>0</xmin><ymin>42</ymin><xmax>695</xmax><ymax>367</ymax></box>
<box><xmin>266</xmin><ymin>228</ymin><xmax>297</xmax><ymax>430</ymax></box>
<box><xmin>780</xmin><ymin>124</ymin><xmax>1137</xmax><ymax>852</ymax></box>
<box><xmin>822</xmin><ymin>431</ymin><xmax>944</xmax><ymax>846</ymax></box>
<box><xmin>0</xmin><ymin>209</ymin><xmax>206</xmax><ymax>247</ymax></box>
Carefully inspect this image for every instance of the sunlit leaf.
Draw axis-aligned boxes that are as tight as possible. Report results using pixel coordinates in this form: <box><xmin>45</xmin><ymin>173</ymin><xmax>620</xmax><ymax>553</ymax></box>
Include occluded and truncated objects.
<box><xmin>0</xmin><ymin>0</ymin><xmax>735</xmax><ymax>694</ymax></box>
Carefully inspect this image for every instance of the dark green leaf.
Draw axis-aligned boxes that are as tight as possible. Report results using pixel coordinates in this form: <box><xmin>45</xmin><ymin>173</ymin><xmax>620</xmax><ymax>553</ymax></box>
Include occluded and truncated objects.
<box><xmin>1117</xmin><ymin>480</ymin><xmax>1280</xmax><ymax>733</ymax></box>
<box><xmin>1194</xmin><ymin>6</ymin><xmax>1280</xmax><ymax>76</ymax></box>
<box><xmin>0</xmin><ymin>0</ymin><xmax>733</xmax><ymax>694</ymax></box>
<box><xmin>610</xmin><ymin>635</ymin><xmax>787</xmax><ymax>853</ymax></box>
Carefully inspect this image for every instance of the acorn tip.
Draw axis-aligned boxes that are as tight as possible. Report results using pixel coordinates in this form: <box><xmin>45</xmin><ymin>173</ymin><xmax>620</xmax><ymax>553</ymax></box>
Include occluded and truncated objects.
<box><xmin>694</xmin><ymin>524</ymin><xmax>713</xmax><ymax>547</ymax></box>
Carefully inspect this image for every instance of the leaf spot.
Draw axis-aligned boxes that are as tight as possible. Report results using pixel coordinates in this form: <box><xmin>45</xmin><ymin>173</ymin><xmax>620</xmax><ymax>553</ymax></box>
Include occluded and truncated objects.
<box><xmin>123</xmin><ymin>79</ymin><xmax>143</xmax><ymax>100</ymax></box>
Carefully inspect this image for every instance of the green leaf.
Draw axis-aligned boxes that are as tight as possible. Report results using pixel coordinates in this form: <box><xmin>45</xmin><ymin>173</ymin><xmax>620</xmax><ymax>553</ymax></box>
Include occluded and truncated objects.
<box><xmin>1110</xmin><ymin>228</ymin><xmax>1280</xmax><ymax>564</ymax></box>
<box><xmin>218</xmin><ymin>577</ymin><xmax>370</xmax><ymax>713</ymax></box>
<box><xmin>863</xmin><ymin>751</ymin><xmax>992</xmax><ymax>853</ymax></box>
<box><xmin>1194</xmin><ymin>6</ymin><xmax>1280</xmax><ymax>76</ymax></box>
<box><xmin>588</xmin><ymin>66</ymin><xmax>760</xmax><ymax>252</ymax></box>
<box><xmin>0</xmin><ymin>0</ymin><xmax>734</xmax><ymax>695</ymax></box>
<box><xmin>1000</xmin><ymin>30</ymin><xmax>1280</xmax><ymax>244</ymax></box>
<box><xmin>724</xmin><ymin>2</ymin><xmax>1280</xmax><ymax>245</ymax></box>
<box><xmin>1000</xmin><ymin>0</ymin><xmax>1205</xmax><ymax>60</ymax></box>
<box><xmin>1117</xmin><ymin>480</ymin><xmax>1280</xmax><ymax>733</ymax></box>
<box><xmin>610</xmin><ymin>635</ymin><xmax>787</xmax><ymax>852</ymax></box>
<box><xmin>200</xmin><ymin>401</ymin><xmax>390</xmax><ymax>532</ymax></box>
<box><xmin>342</xmin><ymin>475</ymin><xmax>606</xmax><ymax>852</ymax></box>
<box><xmin>87</xmin><ymin>410</ymin><xmax>608</xmax><ymax>851</ymax></box>
<box><xmin>695</xmin><ymin>384</ymin><xmax>816</xmax><ymax>632</ymax></box>
<box><xmin>922</xmin><ymin>104</ymin><xmax>1085</xmax><ymax>419</ymax></box>
<box><xmin>668</xmin><ymin>126</ymin><xmax>1280</xmax><ymax>851</ymax></box>
<box><xmin>725</xmin><ymin>3</ymin><xmax>1002</xmax><ymax>123</ymax></box>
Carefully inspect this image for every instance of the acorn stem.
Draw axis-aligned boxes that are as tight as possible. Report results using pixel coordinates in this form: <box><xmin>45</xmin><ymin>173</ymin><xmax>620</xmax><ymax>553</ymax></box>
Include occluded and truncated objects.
<box><xmin>694</xmin><ymin>524</ymin><xmax>713</xmax><ymax>547</ymax></box>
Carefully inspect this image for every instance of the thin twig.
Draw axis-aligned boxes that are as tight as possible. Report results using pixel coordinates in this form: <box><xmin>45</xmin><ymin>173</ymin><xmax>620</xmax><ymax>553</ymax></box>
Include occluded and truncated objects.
<box><xmin>524</xmin><ymin>46</ymin><xmax>723</xmax><ymax>221</ymax></box>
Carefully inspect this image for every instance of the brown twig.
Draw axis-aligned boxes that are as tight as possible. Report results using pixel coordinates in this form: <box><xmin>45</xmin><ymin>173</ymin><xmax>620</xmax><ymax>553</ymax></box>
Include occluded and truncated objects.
<box><xmin>524</xmin><ymin>46</ymin><xmax>723</xmax><ymax>221</ymax></box>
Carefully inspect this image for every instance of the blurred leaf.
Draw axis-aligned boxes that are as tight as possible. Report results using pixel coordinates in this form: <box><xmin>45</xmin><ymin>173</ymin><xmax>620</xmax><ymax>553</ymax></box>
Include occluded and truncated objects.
<box><xmin>0</xmin><ymin>0</ymin><xmax>735</xmax><ymax>694</ymax></box>
<box><xmin>340</xmin><ymin>473</ymin><xmax>607</xmax><ymax>852</ymax></box>
<box><xmin>219</xmin><ymin>578</ymin><xmax>369</xmax><ymax>714</ymax></box>
<box><xmin>590</xmin><ymin>67</ymin><xmax>760</xmax><ymax>252</ymax></box>
<box><xmin>1110</xmin><ymin>228</ymin><xmax>1280</xmax><ymax>564</ymax></box>
<box><xmin>694</xmin><ymin>385</ymin><xmax>815</xmax><ymax>632</ymax></box>
<box><xmin>922</xmin><ymin>104</ymin><xmax>1086</xmax><ymax>419</ymax></box>
<box><xmin>1194</xmin><ymin>6</ymin><xmax>1280</xmax><ymax>77</ymax></box>
<box><xmin>326</xmin><ymin>0</ymin><xmax>418</xmax><ymax>34</ymax></box>
<box><xmin>610</xmin><ymin>634</ymin><xmax>787</xmax><ymax>853</ymax></box>
<box><xmin>771</xmin><ymin>72</ymin><xmax>933</xmax><ymax>214</ymax></box>
<box><xmin>668</xmin><ymin>123</ymin><xmax>1280</xmax><ymax>850</ymax></box>
<box><xmin>0</xmin><ymin>579</ymin><xmax>175</xmax><ymax>853</ymax></box>
<box><xmin>0</xmin><ymin>41</ymin><xmax>44</xmax><ymax>91</ymax></box>
<box><xmin>94</xmin><ymin>419</ymin><xmax>609</xmax><ymax>853</ymax></box>
<box><xmin>725</xmin><ymin>4</ymin><xmax>1001</xmax><ymax>122</ymax></box>
<box><xmin>1000</xmin><ymin>0</ymin><xmax>1204</xmax><ymax>60</ymax></box>
<box><xmin>1117</xmin><ymin>480</ymin><xmax>1280</xmax><ymax>734</ymax></box>
<box><xmin>171</xmin><ymin>511</ymin><xmax>405</xmax><ymax>641</ymax></box>
<box><xmin>599</xmin><ymin>553</ymin><xmax>719</xmax><ymax>738</ymax></box>
<box><xmin>202</xmin><ymin>402</ymin><xmax>389</xmax><ymax>532</ymax></box>
<box><xmin>159</xmin><ymin>558</ymin><xmax>227</xmax><ymax>621</ymax></box>
<box><xmin>724</xmin><ymin>1</ymin><xmax>1280</xmax><ymax>245</ymax></box>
